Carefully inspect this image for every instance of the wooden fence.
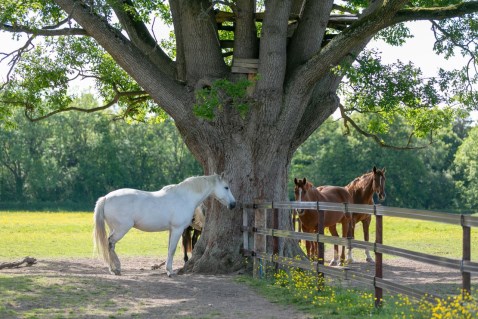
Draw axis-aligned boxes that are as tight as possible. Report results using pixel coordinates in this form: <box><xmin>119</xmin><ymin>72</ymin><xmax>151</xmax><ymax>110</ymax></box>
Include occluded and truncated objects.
<box><xmin>241</xmin><ymin>201</ymin><xmax>478</xmax><ymax>306</ymax></box>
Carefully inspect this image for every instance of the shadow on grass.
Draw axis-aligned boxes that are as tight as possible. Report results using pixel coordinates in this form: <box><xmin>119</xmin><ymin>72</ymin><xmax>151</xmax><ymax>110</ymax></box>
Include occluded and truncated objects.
<box><xmin>0</xmin><ymin>259</ymin><xmax>224</xmax><ymax>319</ymax></box>
<box><xmin>0</xmin><ymin>258</ymin><xmax>296</xmax><ymax>319</ymax></box>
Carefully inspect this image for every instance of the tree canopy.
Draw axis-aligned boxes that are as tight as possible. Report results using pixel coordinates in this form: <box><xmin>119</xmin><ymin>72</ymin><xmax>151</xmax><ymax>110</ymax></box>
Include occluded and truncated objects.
<box><xmin>1</xmin><ymin>1</ymin><xmax>477</xmax><ymax>140</ymax></box>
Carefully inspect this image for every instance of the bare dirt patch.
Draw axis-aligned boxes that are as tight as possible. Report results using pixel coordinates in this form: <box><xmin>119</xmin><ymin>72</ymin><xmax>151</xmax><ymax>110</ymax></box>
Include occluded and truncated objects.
<box><xmin>0</xmin><ymin>257</ymin><xmax>310</xmax><ymax>319</ymax></box>
<box><xmin>0</xmin><ymin>255</ymin><xmax>473</xmax><ymax>318</ymax></box>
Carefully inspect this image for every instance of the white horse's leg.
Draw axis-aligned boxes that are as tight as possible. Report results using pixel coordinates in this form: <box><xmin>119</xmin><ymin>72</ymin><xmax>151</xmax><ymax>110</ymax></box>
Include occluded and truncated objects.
<box><xmin>364</xmin><ymin>248</ymin><xmax>374</xmax><ymax>263</ymax></box>
<box><xmin>347</xmin><ymin>248</ymin><xmax>355</xmax><ymax>264</ymax></box>
<box><xmin>108</xmin><ymin>228</ymin><xmax>130</xmax><ymax>275</ymax></box>
<box><xmin>166</xmin><ymin>227</ymin><xmax>184</xmax><ymax>277</ymax></box>
<box><xmin>362</xmin><ymin>218</ymin><xmax>375</xmax><ymax>263</ymax></box>
<box><xmin>329</xmin><ymin>249</ymin><xmax>340</xmax><ymax>267</ymax></box>
<box><xmin>346</xmin><ymin>217</ymin><xmax>356</xmax><ymax>264</ymax></box>
<box><xmin>328</xmin><ymin>225</ymin><xmax>340</xmax><ymax>266</ymax></box>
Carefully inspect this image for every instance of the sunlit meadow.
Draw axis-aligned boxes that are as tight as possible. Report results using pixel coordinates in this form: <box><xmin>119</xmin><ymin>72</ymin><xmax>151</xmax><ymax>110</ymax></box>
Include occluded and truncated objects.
<box><xmin>238</xmin><ymin>265</ymin><xmax>478</xmax><ymax>318</ymax></box>
<box><xmin>0</xmin><ymin>211</ymin><xmax>170</xmax><ymax>259</ymax></box>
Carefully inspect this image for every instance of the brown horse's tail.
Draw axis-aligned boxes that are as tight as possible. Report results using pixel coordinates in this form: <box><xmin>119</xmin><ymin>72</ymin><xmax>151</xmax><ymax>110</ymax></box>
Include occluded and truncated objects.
<box><xmin>93</xmin><ymin>197</ymin><xmax>111</xmax><ymax>266</ymax></box>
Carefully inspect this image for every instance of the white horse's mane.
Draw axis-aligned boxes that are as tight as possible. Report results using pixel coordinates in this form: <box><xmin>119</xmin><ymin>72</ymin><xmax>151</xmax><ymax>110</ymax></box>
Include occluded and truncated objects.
<box><xmin>177</xmin><ymin>174</ymin><xmax>219</xmax><ymax>193</ymax></box>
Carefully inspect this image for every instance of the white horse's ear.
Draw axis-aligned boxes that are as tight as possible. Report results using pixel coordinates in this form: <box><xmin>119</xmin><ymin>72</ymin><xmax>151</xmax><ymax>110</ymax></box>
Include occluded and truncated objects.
<box><xmin>220</xmin><ymin>172</ymin><xmax>225</xmax><ymax>179</ymax></box>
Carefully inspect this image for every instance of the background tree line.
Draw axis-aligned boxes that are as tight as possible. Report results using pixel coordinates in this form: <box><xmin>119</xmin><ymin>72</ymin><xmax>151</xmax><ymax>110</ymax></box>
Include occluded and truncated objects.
<box><xmin>0</xmin><ymin>94</ymin><xmax>202</xmax><ymax>210</ymax></box>
<box><xmin>1</xmin><ymin>94</ymin><xmax>477</xmax><ymax>213</ymax></box>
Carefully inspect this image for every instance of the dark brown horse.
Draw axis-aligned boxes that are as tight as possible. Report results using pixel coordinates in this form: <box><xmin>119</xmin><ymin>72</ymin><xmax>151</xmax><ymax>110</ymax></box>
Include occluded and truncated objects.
<box><xmin>345</xmin><ymin>166</ymin><xmax>386</xmax><ymax>263</ymax></box>
<box><xmin>294</xmin><ymin>178</ymin><xmax>352</xmax><ymax>266</ymax></box>
<box><xmin>182</xmin><ymin>204</ymin><xmax>206</xmax><ymax>263</ymax></box>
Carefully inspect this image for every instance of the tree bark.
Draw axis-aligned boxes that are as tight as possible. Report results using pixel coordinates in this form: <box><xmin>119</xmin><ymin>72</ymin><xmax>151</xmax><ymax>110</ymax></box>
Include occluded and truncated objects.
<box><xmin>183</xmin><ymin>140</ymin><xmax>303</xmax><ymax>273</ymax></box>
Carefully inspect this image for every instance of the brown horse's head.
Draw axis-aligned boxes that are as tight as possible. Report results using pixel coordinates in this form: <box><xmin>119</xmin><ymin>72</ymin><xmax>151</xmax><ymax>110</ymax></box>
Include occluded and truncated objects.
<box><xmin>294</xmin><ymin>177</ymin><xmax>309</xmax><ymax>202</ymax></box>
<box><xmin>294</xmin><ymin>177</ymin><xmax>313</xmax><ymax>214</ymax></box>
<box><xmin>372</xmin><ymin>166</ymin><xmax>386</xmax><ymax>201</ymax></box>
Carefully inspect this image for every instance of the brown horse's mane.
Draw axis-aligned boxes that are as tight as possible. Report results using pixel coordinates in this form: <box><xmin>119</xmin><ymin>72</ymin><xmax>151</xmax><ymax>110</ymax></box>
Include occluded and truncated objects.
<box><xmin>346</xmin><ymin>171</ymin><xmax>373</xmax><ymax>192</ymax></box>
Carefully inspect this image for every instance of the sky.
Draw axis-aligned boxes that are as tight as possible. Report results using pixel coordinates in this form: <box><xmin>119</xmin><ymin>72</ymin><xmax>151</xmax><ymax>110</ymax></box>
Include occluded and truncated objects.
<box><xmin>0</xmin><ymin>20</ymin><xmax>476</xmax><ymax>121</ymax></box>
<box><xmin>370</xmin><ymin>21</ymin><xmax>467</xmax><ymax>75</ymax></box>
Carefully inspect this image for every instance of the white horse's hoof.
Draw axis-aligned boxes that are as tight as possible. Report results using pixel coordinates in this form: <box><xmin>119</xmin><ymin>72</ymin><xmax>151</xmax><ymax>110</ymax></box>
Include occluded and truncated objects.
<box><xmin>346</xmin><ymin>258</ymin><xmax>355</xmax><ymax>264</ymax></box>
<box><xmin>329</xmin><ymin>260</ymin><xmax>339</xmax><ymax>267</ymax></box>
<box><xmin>110</xmin><ymin>269</ymin><xmax>121</xmax><ymax>276</ymax></box>
<box><xmin>167</xmin><ymin>270</ymin><xmax>176</xmax><ymax>277</ymax></box>
<box><xmin>366</xmin><ymin>257</ymin><xmax>375</xmax><ymax>264</ymax></box>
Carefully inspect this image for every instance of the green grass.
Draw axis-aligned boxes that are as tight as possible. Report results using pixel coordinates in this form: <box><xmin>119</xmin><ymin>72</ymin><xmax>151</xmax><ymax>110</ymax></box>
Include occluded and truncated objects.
<box><xmin>330</xmin><ymin>215</ymin><xmax>478</xmax><ymax>259</ymax></box>
<box><xmin>237</xmin><ymin>271</ymin><xmax>478</xmax><ymax>319</ymax></box>
<box><xmin>0</xmin><ymin>211</ymin><xmax>171</xmax><ymax>259</ymax></box>
<box><xmin>0</xmin><ymin>273</ymin><xmax>144</xmax><ymax>318</ymax></box>
<box><xmin>1</xmin><ymin>211</ymin><xmax>477</xmax><ymax>260</ymax></box>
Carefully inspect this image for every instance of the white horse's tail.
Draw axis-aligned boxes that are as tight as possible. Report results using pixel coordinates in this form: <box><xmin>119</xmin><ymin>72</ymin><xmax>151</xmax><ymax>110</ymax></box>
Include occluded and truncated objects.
<box><xmin>93</xmin><ymin>197</ymin><xmax>111</xmax><ymax>266</ymax></box>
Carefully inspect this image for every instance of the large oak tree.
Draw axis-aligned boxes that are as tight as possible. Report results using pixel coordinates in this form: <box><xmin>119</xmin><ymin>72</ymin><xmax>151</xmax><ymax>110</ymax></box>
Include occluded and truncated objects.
<box><xmin>1</xmin><ymin>0</ymin><xmax>478</xmax><ymax>273</ymax></box>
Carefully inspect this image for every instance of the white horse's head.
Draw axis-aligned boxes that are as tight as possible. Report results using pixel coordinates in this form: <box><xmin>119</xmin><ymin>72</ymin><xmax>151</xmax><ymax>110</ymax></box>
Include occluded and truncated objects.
<box><xmin>212</xmin><ymin>173</ymin><xmax>236</xmax><ymax>209</ymax></box>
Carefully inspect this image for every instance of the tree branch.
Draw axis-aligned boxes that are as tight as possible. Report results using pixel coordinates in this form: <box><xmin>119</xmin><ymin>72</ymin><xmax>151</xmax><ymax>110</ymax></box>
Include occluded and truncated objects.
<box><xmin>19</xmin><ymin>90</ymin><xmax>149</xmax><ymax>122</ymax></box>
<box><xmin>294</xmin><ymin>0</ymin><xmax>408</xmax><ymax>92</ymax></box>
<box><xmin>287</xmin><ymin>0</ymin><xmax>334</xmax><ymax>75</ymax></box>
<box><xmin>108</xmin><ymin>0</ymin><xmax>176</xmax><ymax>79</ymax></box>
<box><xmin>232</xmin><ymin>0</ymin><xmax>258</xmax><ymax>60</ymax></box>
<box><xmin>169</xmin><ymin>0</ymin><xmax>186</xmax><ymax>82</ymax></box>
<box><xmin>52</xmin><ymin>0</ymin><xmax>188</xmax><ymax>121</ymax></box>
<box><xmin>1</xmin><ymin>23</ymin><xmax>87</xmax><ymax>36</ymax></box>
<box><xmin>281</xmin><ymin>1</ymin><xmax>390</xmax><ymax>141</ymax></box>
<box><xmin>0</xmin><ymin>37</ymin><xmax>35</xmax><ymax>90</ymax></box>
<box><xmin>339</xmin><ymin>104</ymin><xmax>429</xmax><ymax>150</ymax></box>
<box><xmin>332</xmin><ymin>4</ymin><xmax>359</xmax><ymax>15</ymax></box>
<box><xmin>255</xmin><ymin>1</ymin><xmax>291</xmax><ymax>97</ymax></box>
<box><xmin>392</xmin><ymin>2</ymin><xmax>478</xmax><ymax>25</ymax></box>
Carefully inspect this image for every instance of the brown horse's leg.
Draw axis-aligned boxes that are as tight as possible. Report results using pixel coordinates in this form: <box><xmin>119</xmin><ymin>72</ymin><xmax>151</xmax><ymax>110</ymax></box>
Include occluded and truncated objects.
<box><xmin>328</xmin><ymin>225</ymin><xmax>340</xmax><ymax>266</ymax></box>
<box><xmin>340</xmin><ymin>218</ymin><xmax>350</xmax><ymax>265</ymax></box>
<box><xmin>363</xmin><ymin>216</ymin><xmax>375</xmax><ymax>263</ymax></box>
<box><xmin>311</xmin><ymin>229</ymin><xmax>318</xmax><ymax>259</ymax></box>
<box><xmin>181</xmin><ymin>227</ymin><xmax>192</xmax><ymax>263</ymax></box>
<box><xmin>301</xmin><ymin>224</ymin><xmax>314</xmax><ymax>259</ymax></box>
<box><xmin>347</xmin><ymin>214</ymin><xmax>359</xmax><ymax>264</ymax></box>
<box><xmin>192</xmin><ymin>229</ymin><xmax>201</xmax><ymax>248</ymax></box>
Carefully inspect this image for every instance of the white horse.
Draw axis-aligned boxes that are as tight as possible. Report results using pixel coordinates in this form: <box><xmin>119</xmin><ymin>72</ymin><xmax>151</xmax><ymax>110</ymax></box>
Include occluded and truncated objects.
<box><xmin>93</xmin><ymin>174</ymin><xmax>236</xmax><ymax>276</ymax></box>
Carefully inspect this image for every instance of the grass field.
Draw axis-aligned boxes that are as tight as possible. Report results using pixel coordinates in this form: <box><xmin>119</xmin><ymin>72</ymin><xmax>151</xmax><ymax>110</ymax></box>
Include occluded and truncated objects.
<box><xmin>1</xmin><ymin>211</ymin><xmax>477</xmax><ymax>260</ymax></box>
<box><xmin>303</xmin><ymin>214</ymin><xmax>478</xmax><ymax>261</ymax></box>
<box><xmin>0</xmin><ymin>211</ymin><xmax>171</xmax><ymax>259</ymax></box>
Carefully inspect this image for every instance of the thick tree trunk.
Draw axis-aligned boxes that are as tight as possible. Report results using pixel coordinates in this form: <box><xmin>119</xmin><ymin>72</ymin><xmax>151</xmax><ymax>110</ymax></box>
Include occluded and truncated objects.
<box><xmin>182</xmin><ymin>128</ymin><xmax>304</xmax><ymax>273</ymax></box>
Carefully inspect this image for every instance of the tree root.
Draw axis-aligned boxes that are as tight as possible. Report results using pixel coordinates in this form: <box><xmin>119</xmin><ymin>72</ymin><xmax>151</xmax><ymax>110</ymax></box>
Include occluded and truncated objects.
<box><xmin>0</xmin><ymin>257</ymin><xmax>37</xmax><ymax>269</ymax></box>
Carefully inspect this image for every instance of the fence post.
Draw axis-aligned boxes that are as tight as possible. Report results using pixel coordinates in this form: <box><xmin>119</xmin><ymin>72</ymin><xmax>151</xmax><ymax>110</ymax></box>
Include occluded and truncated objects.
<box><xmin>317</xmin><ymin>201</ymin><xmax>325</xmax><ymax>287</ymax></box>
<box><xmin>253</xmin><ymin>199</ymin><xmax>266</xmax><ymax>279</ymax></box>
<box><xmin>374</xmin><ymin>204</ymin><xmax>383</xmax><ymax>307</ymax></box>
<box><xmin>242</xmin><ymin>205</ymin><xmax>249</xmax><ymax>257</ymax></box>
<box><xmin>272</xmin><ymin>207</ymin><xmax>279</xmax><ymax>271</ymax></box>
<box><xmin>462</xmin><ymin>215</ymin><xmax>471</xmax><ymax>296</ymax></box>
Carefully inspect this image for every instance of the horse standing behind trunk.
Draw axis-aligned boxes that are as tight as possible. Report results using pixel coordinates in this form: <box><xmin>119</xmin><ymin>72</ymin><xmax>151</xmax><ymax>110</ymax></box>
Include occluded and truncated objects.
<box><xmin>182</xmin><ymin>203</ymin><xmax>206</xmax><ymax>262</ymax></box>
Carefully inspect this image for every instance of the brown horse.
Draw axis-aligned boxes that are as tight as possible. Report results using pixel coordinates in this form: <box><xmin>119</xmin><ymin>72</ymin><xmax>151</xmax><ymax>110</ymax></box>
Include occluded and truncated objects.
<box><xmin>294</xmin><ymin>178</ymin><xmax>352</xmax><ymax>266</ymax></box>
<box><xmin>345</xmin><ymin>166</ymin><xmax>386</xmax><ymax>263</ymax></box>
<box><xmin>182</xmin><ymin>204</ymin><xmax>206</xmax><ymax>263</ymax></box>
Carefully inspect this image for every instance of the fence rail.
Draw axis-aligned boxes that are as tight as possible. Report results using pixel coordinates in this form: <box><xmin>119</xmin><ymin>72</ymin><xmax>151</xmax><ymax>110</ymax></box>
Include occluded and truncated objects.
<box><xmin>242</xmin><ymin>201</ymin><xmax>478</xmax><ymax>305</ymax></box>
